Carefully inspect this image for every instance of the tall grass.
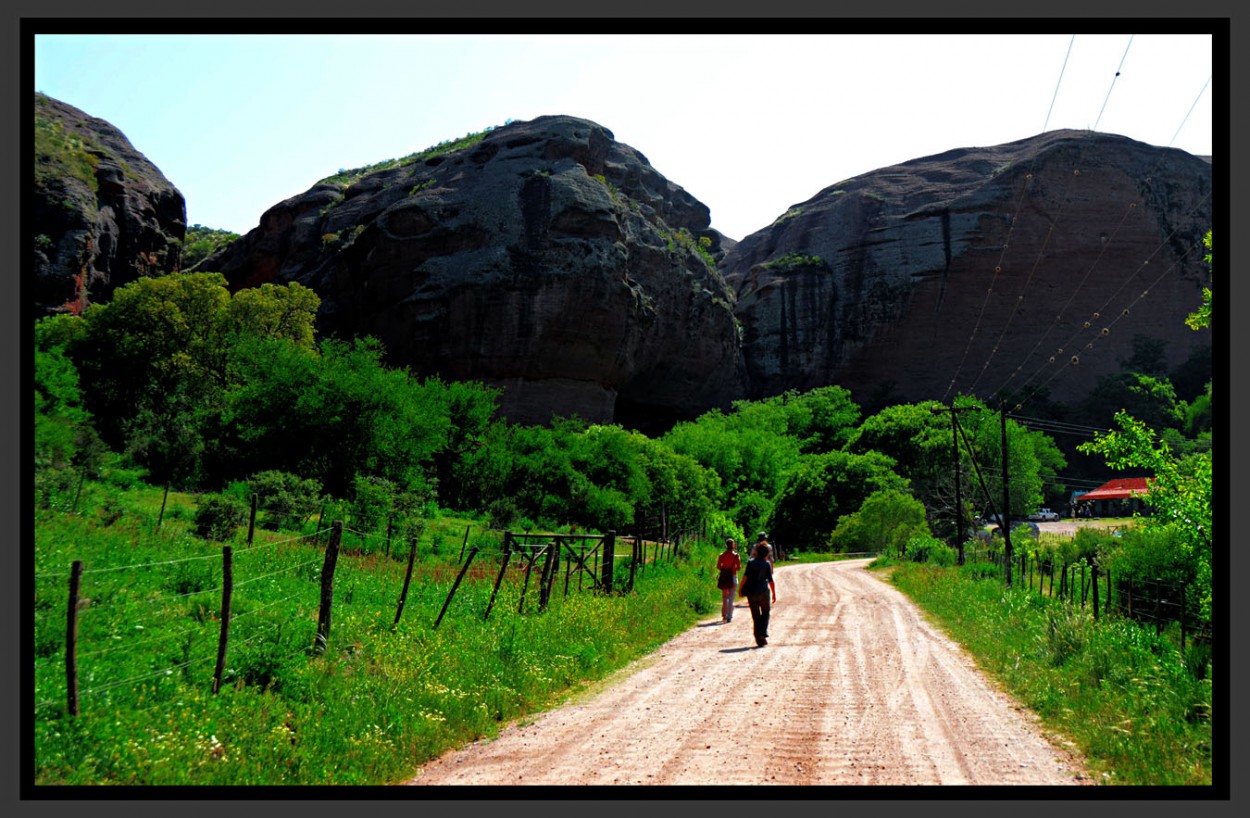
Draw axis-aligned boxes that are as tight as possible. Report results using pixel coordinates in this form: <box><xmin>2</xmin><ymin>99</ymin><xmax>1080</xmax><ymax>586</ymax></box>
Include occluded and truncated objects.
<box><xmin>33</xmin><ymin>482</ymin><xmax>720</xmax><ymax>785</ymax></box>
<box><xmin>882</xmin><ymin>560</ymin><xmax>1213</xmax><ymax>786</ymax></box>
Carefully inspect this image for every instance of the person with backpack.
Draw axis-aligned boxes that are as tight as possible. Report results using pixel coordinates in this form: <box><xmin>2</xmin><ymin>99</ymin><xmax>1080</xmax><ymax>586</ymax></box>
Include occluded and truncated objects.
<box><xmin>715</xmin><ymin>538</ymin><xmax>742</xmax><ymax>622</ymax></box>
<box><xmin>739</xmin><ymin>542</ymin><xmax>776</xmax><ymax>647</ymax></box>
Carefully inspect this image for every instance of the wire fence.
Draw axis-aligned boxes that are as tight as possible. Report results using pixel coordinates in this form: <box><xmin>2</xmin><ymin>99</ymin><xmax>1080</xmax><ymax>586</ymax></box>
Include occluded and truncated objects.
<box><xmin>35</xmin><ymin>512</ymin><xmax>691</xmax><ymax>720</ymax></box>
<box><xmin>959</xmin><ymin>541</ymin><xmax>1211</xmax><ymax>648</ymax></box>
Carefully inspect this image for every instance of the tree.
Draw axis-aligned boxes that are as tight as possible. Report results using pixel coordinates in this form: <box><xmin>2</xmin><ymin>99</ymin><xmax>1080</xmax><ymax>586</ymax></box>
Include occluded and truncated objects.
<box><xmin>846</xmin><ymin>397</ymin><xmax>1064</xmax><ymax>535</ymax></box>
<box><xmin>218</xmin><ymin>335</ymin><xmax>451</xmax><ymax>498</ymax></box>
<box><xmin>1185</xmin><ymin>230</ymin><xmax>1212</xmax><ymax>331</ymax></box>
<box><xmin>828</xmin><ymin>489</ymin><xmax>930</xmax><ymax>556</ymax></box>
<box><xmin>1079</xmin><ymin>411</ymin><xmax>1212</xmax><ymax>622</ymax></box>
<box><xmin>766</xmin><ymin>450</ymin><xmax>907</xmax><ymax>550</ymax></box>
<box><xmin>1078</xmin><ymin>226</ymin><xmax>1214</xmax><ymax>623</ymax></box>
<box><xmin>68</xmin><ymin>273</ymin><xmax>322</xmax><ymax>486</ymax></box>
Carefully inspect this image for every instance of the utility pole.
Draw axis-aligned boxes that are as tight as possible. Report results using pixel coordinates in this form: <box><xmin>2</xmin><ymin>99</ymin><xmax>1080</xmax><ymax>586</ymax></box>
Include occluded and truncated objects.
<box><xmin>931</xmin><ymin>403</ymin><xmax>981</xmax><ymax>565</ymax></box>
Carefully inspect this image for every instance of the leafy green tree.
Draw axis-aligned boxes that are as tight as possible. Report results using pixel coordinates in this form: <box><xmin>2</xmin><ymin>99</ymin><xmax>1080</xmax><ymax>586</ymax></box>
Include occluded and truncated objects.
<box><xmin>219</xmin><ymin>335</ymin><xmax>450</xmax><ymax>498</ymax></box>
<box><xmin>34</xmin><ymin>341</ymin><xmax>91</xmax><ymax>471</ymax></box>
<box><xmin>828</xmin><ymin>489</ymin><xmax>930</xmax><ymax>556</ymax></box>
<box><xmin>663</xmin><ymin>406</ymin><xmax>801</xmax><ymax>503</ymax></box>
<box><xmin>1080</xmin><ymin>372</ymin><xmax>1185</xmax><ymax>435</ymax></box>
<box><xmin>630</xmin><ymin>431</ymin><xmax>720</xmax><ymax>538</ymax></box>
<box><xmin>223</xmin><ymin>281</ymin><xmax>320</xmax><ymax>350</ymax></box>
<box><xmin>1079</xmin><ymin>230</ymin><xmax>1214</xmax><ymax>624</ymax></box>
<box><xmin>33</xmin><ymin>315</ymin><xmax>110</xmax><ymax>507</ymax></box>
<box><xmin>432</xmin><ymin>379</ymin><xmax>503</xmax><ymax>512</ymax></box>
<box><xmin>733</xmin><ymin>386</ymin><xmax>861</xmax><ymax>454</ymax></box>
<box><xmin>767</xmin><ymin>450</ymin><xmax>907</xmax><ymax>550</ymax></box>
<box><xmin>956</xmin><ymin>400</ymin><xmax>1064</xmax><ymax>520</ymax></box>
<box><xmin>846</xmin><ymin>397</ymin><xmax>1064</xmax><ymax>537</ymax></box>
<box><xmin>1079</xmin><ymin>411</ymin><xmax>1212</xmax><ymax>622</ymax></box>
<box><xmin>74</xmin><ymin>272</ymin><xmax>231</xmax><ymax>449</ymax></box>
<box><xmin>67</xmin><ymin>273</ymin><xmax>322</xmax><ymax>485</ymax></box>
<box><xmin>845</xmin><ymin>400</ymin><xmax>949</xmax><ymax>486</ymax></box>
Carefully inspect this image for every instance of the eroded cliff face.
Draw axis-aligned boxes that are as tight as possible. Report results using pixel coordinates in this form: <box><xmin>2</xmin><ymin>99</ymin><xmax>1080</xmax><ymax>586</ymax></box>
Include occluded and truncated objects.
<box><xmin>32</xmin><ymin>93</ymin><xmax>186</xmax><ymax>317</ymax></box>
<box><xmin>723</xmin><ymin>130</ymin><xmax>1212</xmax><ymax>410</ymax></box>
<box><xmin>199</xmin><ymin>115</ymin><xmax>746</xmax><ymax>429</ymax></box>
<box><xmin>35</xmin><ymin>98</ymin><xmax>1210</xmax><ymax>426</ymax></box>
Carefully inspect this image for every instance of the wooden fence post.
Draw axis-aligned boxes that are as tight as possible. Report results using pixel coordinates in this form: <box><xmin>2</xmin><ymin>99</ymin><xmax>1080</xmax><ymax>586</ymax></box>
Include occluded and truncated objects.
<box><xmin>158</xmin><ymin>481</ymin><xmax>170</xmax><ymax>529</ymax></box>
<box><xmin>71</xmin><ymin>468</ymin><xmax>86</xmax><ymax>513</ymax></box>
<box><xmin>313</xmin><ymin>521</ymin><xmax>343</xmax><ymax>656</ymax></box>
<box><xmin>601</xmin><ymin>531</ymin><xmax>616</xmax><ymax>593</ymax></box>
<box><xmin>459</xmin><ymin>525</ymin><xmax>471</xmax><ymax>564</ymax></box>
<box><xmin>1180</xmin><ymin>585</ymin><xmax>1187</xmax><ymax>651</ymax></box>
<box><xmin>518</xmin><ymin>544</ymin><xmax>543</xmax><ymax>614</ymax></box>
<box><xmin>539</xmin><ymin>538</ymin><xmax>559</xmax><ymax>611</ymax></box>
<box><xmin>385</xmin><ymin>516</ymin><xmax>393</xmax><ymax>559</ymax></box>
<box><xmin>65</xmin><ymin>560</ymin><xmax>83</xmax><ymax>717</ymax></box>
<box><xmin>484</xmin><ymin>534</ymin><xmax>514</xmax><ymax>620</ymax></box>
<box><xmin>434</xmin><ymin>547</ymin><xmax>479</xmax><ymax>629</ymax></box>
<box><xmin>212</xmin><ymin>545</ymin><xmax>234</xmax><ymax>694</ymax></box>
<box><xmin>1090</xmin><ymin>558</ymin><xmax>1100</xmax><ymax>620</ymax></box>
<box><xmin>393</xmin><ymin>536</ymin><xmax>420</xmax><ymax>628</ymax></box>
<box><xmin>247</xmin><ymin>493</ymin><xmax>258</xmax><ymax>546</ymax></box>
<box><xmin>627</xmin><ymin>535</ymin><xmax>639</xmax><ymax>592</ymax></box>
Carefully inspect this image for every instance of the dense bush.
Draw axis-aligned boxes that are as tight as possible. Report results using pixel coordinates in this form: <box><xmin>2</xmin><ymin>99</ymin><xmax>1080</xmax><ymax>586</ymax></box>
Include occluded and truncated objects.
<box><xmin>903</xmin><ymin>533</ymin><xmax>957</xmax><ymax>567</ymax></box>
<box><xmin>248</xmin><ymin>470</ymin><xmax>323</xmax><ymax>530</ymax></box>
<box><xmin>768</xmin><ymin>450</ymin><xmax>907</xmax><ymax>550</ymax></box>
<box><xmin>828</xmin><ymin>488</ymin><xmax>929</xmax><ymax>556</ymax></box>
<box><xmin>193</xmin><ymin>493</ymin><xmax>249</xmax><ymax>542</ymax></box>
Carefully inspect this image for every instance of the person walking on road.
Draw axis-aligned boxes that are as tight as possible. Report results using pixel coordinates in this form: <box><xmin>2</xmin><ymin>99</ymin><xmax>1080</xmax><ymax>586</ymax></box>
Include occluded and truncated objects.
<box><xmin>716</xmin><ymin>538</ymin><xmax>742</xmax><ymax>622</ymax></box>
<box><xmin>739</xmin><ymin>542</ymin><xmax>776</xmax><ymax>647</ymax></box>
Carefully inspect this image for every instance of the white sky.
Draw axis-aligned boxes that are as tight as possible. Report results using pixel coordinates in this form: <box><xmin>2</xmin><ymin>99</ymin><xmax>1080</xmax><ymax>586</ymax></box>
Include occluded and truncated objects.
<box><xmin>33</xmin><ymin>32</ymin><xmax>1214</xmax><ymax>242</ymax></box>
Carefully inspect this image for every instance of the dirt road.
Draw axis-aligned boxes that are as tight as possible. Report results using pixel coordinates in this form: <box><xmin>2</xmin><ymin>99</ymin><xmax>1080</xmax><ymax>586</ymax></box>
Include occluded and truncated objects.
<box><xmin>407</xmin><ymin>558</ymin><xmax>1089</xmax><ymax>786</ymax></box>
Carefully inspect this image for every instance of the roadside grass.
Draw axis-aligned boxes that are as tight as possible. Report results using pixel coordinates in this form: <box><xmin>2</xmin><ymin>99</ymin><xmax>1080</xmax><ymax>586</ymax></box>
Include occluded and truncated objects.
<box><xmin>880</xmin><ymin>560</ymin><xmax>1212</xmax><ymax>786</ymax></box>
<box><xmin>33</xmin><ymin>482</ymin><xmax>721</xmax><ymax>785</ymax></box>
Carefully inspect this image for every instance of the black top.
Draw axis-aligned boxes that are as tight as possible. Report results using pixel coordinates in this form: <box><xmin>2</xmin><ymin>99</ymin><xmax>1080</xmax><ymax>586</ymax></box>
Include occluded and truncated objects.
<box><xmin>740</xmin><ymin>556</ymin><xmax>773</xmax><ymax>598</ymax></box>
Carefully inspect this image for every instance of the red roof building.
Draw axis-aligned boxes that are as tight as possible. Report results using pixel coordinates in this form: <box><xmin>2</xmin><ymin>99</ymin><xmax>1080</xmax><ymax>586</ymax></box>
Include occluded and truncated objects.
<box><xmin>1074</xmin><ymin>477</ymin><xmax>1153</xmax><ymax>517</ymax></box>
<box><xmin>1078</xmin><ymin>477</ymin><xmax>1152</xmax><ymax>502</ymax></box>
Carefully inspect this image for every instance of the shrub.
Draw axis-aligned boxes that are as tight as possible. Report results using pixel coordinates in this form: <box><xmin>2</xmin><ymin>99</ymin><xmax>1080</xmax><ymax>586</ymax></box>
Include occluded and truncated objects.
<box><xmin>904</xmin><ymin>534</ymin><xmax>957</xmax><ymax>567</ymax></box>
<box><xmin>248</xmin><ymin>470</ymin><xmax>322</xmax><ymax>531</ymax></box>
<box><xmin>828</xmin><ymin>488</ymin><xmax>929</xmax><ymax>555</ymax></box>
<box><xmin>194</xmin><ymin>493</ymin><xmax>249</xmax><ymax>542</ymax></box>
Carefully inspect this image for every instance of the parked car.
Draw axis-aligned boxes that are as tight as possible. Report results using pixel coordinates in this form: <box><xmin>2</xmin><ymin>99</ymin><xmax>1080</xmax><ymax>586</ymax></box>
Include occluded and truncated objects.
<box><xmin>1027</xmin><ymin>508</ymin><xmax>1060</xmax><ymax>522</ymax></box>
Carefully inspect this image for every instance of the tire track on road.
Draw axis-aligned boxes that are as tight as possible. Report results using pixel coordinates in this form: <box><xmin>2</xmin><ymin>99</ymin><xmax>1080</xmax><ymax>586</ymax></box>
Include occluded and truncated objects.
<box><xmin>408</xmin><ymin>559</ymin><xmax>1086</xmax><ymax>786</ymax></box>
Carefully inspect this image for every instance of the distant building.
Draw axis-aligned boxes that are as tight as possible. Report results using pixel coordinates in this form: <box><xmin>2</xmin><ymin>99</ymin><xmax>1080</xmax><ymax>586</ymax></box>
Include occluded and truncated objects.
<box><xmin>1074</xmin><ymin>477</ymin><xmax>1152</xmax><ymax>517</ymax></box>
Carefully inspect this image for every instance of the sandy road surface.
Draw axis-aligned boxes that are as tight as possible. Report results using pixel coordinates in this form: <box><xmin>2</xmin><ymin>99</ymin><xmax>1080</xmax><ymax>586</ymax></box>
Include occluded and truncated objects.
<box><xmin>407</xmin><ymin>559</ymin><xmax>1088</xmax><ymax>786</ymax></box>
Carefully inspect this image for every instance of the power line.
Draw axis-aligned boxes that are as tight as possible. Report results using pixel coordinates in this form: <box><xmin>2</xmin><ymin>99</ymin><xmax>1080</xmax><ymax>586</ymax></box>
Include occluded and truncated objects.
<box><xmin>1169</xmin><ymin>75</ymin><xmax>1211</xmax><ymax>148</ymax></box>
<box><xmin>1093</xmin><ymin>34</ymin><xmax>1134</xmax><ymax>133</ymax></box>
<box><xmin>1042</xmin><ymin>35</ymin><xmax>1076</xmax><ymax>134</ymax></box>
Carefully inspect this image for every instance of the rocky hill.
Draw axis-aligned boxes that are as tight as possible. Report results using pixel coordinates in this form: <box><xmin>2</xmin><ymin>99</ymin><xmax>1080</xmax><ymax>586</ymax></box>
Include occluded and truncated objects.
<box><xmin>30</xmin><ymin>96</ymin><xmax>1213</xmax><ymax>426</ymax></box>
<box><xmin>32</xmin><ymin>93</ymin><xmax>186</xmax><ymax>317</ymax></box>
<box><xmin>195</xmin><ymin>115</ymin><xmax>746</xmax><ymax>429</ymax></box>
<box><xmin>722</xmin><ymin>130</ymin><xmax>1212</xmax><ymax>411</ymax></box>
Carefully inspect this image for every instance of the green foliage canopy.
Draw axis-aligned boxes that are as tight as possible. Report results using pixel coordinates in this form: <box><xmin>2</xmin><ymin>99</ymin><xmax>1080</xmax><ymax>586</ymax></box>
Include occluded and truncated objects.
<box><xmin>767</xmin><ymin>450</ymin><xmax>907</xmax><ymax>550</ymax></box>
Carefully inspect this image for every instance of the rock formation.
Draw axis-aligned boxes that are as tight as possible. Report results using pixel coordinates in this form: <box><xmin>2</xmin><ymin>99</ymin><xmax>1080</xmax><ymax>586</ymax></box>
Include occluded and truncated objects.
<box><xmin>722</xmin><ymin>129</ymin><xmax>1212</xmax><ymax>412</ymax></box>
<box><xmin>197</xmin><ymin>115</ymin><xmax>746</xmax><ymax>429</ymax></box>
<box><xmin>31</xmin><ymin>96</ymin><xmax>1212</xmax><ymax>427</ymax></box>
<box><xmin>32</xmin><ymin>93</ymin><xmax>186</xmax><ymax>317</ymax></box>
